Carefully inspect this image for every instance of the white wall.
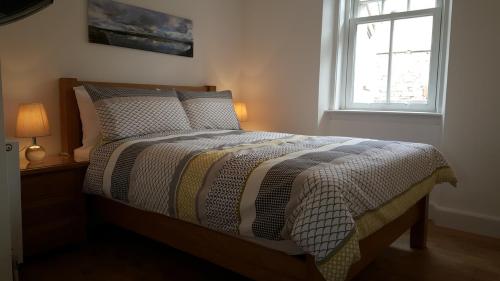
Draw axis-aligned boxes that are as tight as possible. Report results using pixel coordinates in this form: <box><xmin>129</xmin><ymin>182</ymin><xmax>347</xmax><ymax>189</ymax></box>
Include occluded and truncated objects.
<box><xmin>0</xmin><ymin>0</ymin><xmax>244</xmax><ymax>155</ymax></box>
<box><xmin>240</xmin><ymin>0</ymin><xmax>324</xmax><ymax>134</ymax></box>
<box><xmin>433</xmin><ymin>0</ymin><xmax>500</xmax><ymax>237</ymax></box>
<box><xmin>241</xmin><ymin>0</ymin><xmax>500</xmax><ymax>237</ymax></box>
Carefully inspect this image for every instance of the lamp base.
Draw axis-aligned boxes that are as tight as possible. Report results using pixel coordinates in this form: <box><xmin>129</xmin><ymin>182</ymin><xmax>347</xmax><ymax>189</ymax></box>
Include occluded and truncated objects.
<box><xmin>25</xmin><ymin>145</ymin><xmax>46</xmax><ymax>163</ymax></box>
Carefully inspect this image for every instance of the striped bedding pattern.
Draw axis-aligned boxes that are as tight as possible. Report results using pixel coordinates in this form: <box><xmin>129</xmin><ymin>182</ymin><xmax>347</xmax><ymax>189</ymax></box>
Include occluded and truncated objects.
<box><xmin>84</xmin><ymin>130</ymin><xmax>456</xmax><ymax>281</ymax></box>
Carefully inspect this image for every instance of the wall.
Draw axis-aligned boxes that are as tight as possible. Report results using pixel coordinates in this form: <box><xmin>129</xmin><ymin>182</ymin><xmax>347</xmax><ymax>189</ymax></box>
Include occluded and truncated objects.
<box><xmin>241</xmin><ymin>0</ymin><xmax>500</xmax><ymax>237</ymax></box>
<box><xmin>240</xmin><ymin>0</ymin><xmax>324</xmax><ymax>134</ymax></box>
<box><xmin>434</xmin><ymin>0</ymin><xmax>500</xmax><ymax>237</ymax></box>
<box><xmin>0</xmin><ymin>0</ymin><xmax>244</xmax><ymax>155</ymax></box>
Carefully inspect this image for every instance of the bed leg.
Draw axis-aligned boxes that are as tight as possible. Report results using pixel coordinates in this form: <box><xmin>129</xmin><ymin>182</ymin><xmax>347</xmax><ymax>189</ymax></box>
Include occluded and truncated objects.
<box><xmin>410</xmin><ymin>195</ymin><xmax>429</xmax><ymax>249</ymax></box>
<box><xmin>306</xmin><ymin>255</ymin><xmax>326</xmax><ymax>281</ymax></box>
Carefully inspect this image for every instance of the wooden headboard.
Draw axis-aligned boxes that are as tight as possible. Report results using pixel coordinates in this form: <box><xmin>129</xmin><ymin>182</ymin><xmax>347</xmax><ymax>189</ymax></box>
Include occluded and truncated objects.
<box><xmin>59</xmin><ymin>78</ymin><xmax>216</xmax><ymax>155</ymax></box>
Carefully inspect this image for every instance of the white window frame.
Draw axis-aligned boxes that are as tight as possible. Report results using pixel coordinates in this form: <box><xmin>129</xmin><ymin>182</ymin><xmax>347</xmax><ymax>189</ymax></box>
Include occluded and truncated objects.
<box><xmin>332</xmin><ymin>0</ymin><xmax>452</xmax><ymax>113</ymax></box>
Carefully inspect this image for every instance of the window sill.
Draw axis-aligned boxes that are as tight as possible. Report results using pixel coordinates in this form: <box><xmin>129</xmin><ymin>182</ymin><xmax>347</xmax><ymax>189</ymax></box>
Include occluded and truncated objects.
<box><xmin>325</xmin><ymin>109</ymin><xmax>443</xmax><ymax>118</ymax></box>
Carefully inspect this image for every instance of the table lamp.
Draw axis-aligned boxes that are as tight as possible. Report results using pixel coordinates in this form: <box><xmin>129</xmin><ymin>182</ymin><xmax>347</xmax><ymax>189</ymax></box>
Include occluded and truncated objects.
<box><xmin>16</xmin><ymin>103</ymin><xmax>50</xmax><ymax>162</ymax></box>
<box><xmin>234</xmin><ymin>102</ymin><xmax>248</xmax><ymax>122</ymax></box>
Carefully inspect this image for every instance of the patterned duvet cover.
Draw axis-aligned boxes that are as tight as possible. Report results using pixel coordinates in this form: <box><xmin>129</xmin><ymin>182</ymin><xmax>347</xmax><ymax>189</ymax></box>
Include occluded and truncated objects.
<box><xmin>84</xmin><ymin>130</ymin><xmax>456</xmax><ymax>281</ymax></box>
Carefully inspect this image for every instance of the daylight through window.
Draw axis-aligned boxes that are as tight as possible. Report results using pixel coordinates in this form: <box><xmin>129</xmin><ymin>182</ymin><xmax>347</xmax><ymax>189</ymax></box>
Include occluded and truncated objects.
<box><xmin>337</xmin><ymin>0</ymin><xmax>449</xmax><ymax>112</ymax></box>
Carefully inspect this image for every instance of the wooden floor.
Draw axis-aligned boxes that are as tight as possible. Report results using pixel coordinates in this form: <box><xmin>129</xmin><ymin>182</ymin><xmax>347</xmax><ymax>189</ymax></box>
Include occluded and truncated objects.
<box><xmin>20</xmin><ymin>223</ymin><xmax>500</xmax><ymax>281</ymax></box>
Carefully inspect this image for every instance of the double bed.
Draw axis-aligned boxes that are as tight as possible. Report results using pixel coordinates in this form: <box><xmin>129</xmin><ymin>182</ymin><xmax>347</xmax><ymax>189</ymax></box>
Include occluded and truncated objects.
<box><xmin>59</xmin><ymin>78</ymin><xmax>456</xmax><ymax>281</ymax></box>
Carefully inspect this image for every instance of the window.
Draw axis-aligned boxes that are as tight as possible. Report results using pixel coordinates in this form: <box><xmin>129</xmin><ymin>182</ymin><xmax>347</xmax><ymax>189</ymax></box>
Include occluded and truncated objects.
<box><xmin>335</xmin><ymin>0</ymin><xmax>450</xmax><ymax>113</ymax></box>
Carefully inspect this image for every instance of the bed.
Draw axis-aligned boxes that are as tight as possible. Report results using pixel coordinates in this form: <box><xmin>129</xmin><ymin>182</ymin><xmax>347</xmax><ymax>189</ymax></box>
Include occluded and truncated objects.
<box><xmin>59</xmin><ymin>77</ymin><xmax>456</xmax><ymax>281</ymax></box>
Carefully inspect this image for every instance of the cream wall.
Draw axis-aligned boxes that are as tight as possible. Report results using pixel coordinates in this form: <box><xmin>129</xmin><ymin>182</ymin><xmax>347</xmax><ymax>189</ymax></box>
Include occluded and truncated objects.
<box><xmin>240</xmin><ymin>0</ymin><xmax>324</xmax><ymax>134</ymax></box>
<box><xmin>434</xmin><ymin>0</ymin><xmax>500</xmax><ymax>236</ymax></box>
<box><xmin>0</xmin><ymin>0</ymin><xmax>244</xmax><ymax>155</ymax></box>
<box><xmin>241</xmin><ymin>0</ymin><xmax>500</xmax><ymax>237</ymax></box>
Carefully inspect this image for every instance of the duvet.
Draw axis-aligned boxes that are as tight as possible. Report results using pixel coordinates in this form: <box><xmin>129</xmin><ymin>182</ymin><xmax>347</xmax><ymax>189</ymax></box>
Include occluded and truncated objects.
<box><xmin>84</xmin><ymin>130</ymin><xmax>456</xmax><ymax>281</ymax></box>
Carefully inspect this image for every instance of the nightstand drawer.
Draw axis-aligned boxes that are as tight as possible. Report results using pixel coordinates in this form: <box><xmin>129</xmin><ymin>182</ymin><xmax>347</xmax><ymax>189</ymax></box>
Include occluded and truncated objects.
<box><xmin>21</xmin><ymin>170</ymin><xmax>83</xmax><ymax>208</ymax></box>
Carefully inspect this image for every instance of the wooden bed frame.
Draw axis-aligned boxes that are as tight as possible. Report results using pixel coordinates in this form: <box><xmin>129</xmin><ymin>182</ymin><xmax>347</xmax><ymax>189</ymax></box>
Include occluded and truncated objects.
<box><xmin>59</xmin><ymin>77</ymin><xmax>429</xmax><ymax>281</ymax></box>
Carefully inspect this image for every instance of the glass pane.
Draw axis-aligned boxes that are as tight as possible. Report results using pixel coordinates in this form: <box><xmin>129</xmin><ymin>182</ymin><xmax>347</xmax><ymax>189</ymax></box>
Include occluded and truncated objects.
<box><xmin>383</xmin><ymin>0</ymin><xmax>408</xmax><ymax>14</ymax></box>
<box><xmin>352</xmin><ymin>21</ymin><xmax>391</xmax><ymax>104</ymax></box>
<box><xmin>357</xmin><ymin>1</ymin><xmax>384</xmax><ymax>17</ymax></box>
<box><xmin>410</xmin><ymin>0</ymin><xmax>437</xmax><ymax>11</ymax></box>
<box><xmin>356</xmin><ymin>0</ymin><xmax>437</xmax><ymax>18</ymax></box>
<box><xmin>390</xmin><ymin>16</ymin><xmax>433</xmax><ymax>104</ymax></box>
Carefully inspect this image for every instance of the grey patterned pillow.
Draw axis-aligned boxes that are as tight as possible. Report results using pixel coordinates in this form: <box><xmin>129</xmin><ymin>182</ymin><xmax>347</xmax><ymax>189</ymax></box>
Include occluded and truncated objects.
<box><xmin>84</xmin><ymin>84</ymin><xmax>191</xmax><ymax>142</ymax></box>
<box><xmin>176</xmin><ymin>90</ymin><xmax>241</xmax><ymax>130</ymax></box>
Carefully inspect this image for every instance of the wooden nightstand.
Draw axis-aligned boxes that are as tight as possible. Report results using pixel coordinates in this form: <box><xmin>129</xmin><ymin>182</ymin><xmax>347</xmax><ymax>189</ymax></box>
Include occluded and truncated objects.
<box><xmin>20</xmin><ymin>155</ymin><xmax>89</xmax><ymax>257</ymax></box>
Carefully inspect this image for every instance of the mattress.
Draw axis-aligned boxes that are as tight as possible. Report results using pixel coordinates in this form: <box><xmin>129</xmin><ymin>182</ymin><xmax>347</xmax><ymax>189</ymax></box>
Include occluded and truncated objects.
<box><xmin>83</xmin><ymin>129</ymin><xmax>456</xmax><ymax>281</ymax></box>
<box><xmin>74</xmin><ymin>145</ymin><xmax>93</xmax><ymax>162</ymax></box>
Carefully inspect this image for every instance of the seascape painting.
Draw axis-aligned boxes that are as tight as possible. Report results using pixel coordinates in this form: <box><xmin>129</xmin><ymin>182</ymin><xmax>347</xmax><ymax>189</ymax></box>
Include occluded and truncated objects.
<box><xmin>88</xmin><ymin>0</ymin><xmax>193</xmax><ymax>57</ymax></box>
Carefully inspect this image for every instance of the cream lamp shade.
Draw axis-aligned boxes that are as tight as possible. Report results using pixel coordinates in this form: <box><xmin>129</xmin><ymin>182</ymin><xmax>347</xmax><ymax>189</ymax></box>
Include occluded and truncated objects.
<box><xmin>234</xmin><ymin>102</ymin><xmax>248</xmax><ymax>122</ymax></box>
<box><xmin>16</xmin><ymin>103</ymin><xmax>51</xmax><ymax>162</ymax></box>
<box><xmin>16</xmin><ymin>103</ymin><xmax>50</xmax><ymax>138</ymax></box>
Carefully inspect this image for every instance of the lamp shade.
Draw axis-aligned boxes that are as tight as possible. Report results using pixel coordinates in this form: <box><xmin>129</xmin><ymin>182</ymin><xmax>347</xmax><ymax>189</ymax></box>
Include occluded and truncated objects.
<box><xmin>234</xmin><ymin>102</ymin><xmax>248</xmax><ymax>122</ymax></box>
<box><xmin>16</xmin><ymin>103</ymin><xmax>50</xmax><ymax>138</ymax></box>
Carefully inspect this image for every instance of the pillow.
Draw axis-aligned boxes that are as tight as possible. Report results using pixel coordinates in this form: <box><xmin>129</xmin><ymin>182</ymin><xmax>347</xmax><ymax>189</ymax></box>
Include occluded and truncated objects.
<box><xmin>176</xmin><ymin>90</ymin><xmax>240</xmax><ymax>130</ymax></box>
<box><xmin>74</xmin><ymin>86</ymin><xmax>101</xmax><ymax>148</ymax></box>
<box><xmin>83</xmin><ymin>84</ymin><xmax>191</xmax><ymax>142</ymax></box>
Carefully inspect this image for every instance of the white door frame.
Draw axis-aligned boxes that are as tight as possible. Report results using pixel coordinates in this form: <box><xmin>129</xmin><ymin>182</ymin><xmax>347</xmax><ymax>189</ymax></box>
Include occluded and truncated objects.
<box><xmin>0</xmin><ymin>62</ymin><xmax>13</xmax><ymax>281</ymax></box>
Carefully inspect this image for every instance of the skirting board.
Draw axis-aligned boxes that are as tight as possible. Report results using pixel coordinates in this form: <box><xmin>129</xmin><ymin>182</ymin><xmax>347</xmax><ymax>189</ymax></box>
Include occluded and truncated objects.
<box><xmin>429</xmin><ymin>203</ymin><xmax>500</xmax><ymax>238</ymax></box>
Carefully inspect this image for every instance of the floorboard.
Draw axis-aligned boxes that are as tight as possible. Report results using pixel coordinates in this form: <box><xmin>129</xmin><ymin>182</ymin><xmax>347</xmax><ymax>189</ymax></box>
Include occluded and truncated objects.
<box><xmin>19</xmin><ymin>223</ymin><xmax>500</xmax><ymax>281</ymax></box>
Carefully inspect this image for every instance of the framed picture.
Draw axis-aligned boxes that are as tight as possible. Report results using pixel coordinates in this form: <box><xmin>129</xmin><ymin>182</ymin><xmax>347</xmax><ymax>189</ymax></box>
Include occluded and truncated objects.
<box><xmin>88</xmin><ymin>0</ymin><xmax>193</xmax><ymax>57</ymax></box>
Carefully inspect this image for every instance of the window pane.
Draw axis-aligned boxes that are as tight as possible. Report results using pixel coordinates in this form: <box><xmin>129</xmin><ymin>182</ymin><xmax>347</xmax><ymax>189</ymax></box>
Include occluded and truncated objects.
<box><xmin>356</xmin><ymin>0</ymin><xmax>437</xmax><ymax>18</ymax></box>
<box><xmin>410</xmin><ymin>0</ymin><xmax>437</xmax><ymax>11</ymax></box>
<box><xmin>357</xmin><ymin>1</ymin><xmax>384</xmax><ymax>17</ymax></box>
<box><xmin>383</xmin><ymin>0</ymin><xmax>408</xmax><ymax>14</ymax></box>
<box><xmin>390</xmin><ymin>16</ymin><xmax>433</xmax><ymax>104</ymax></box>
<box><xmin>352</xmin><ymin>21</ymin><xmax>391</xmax><ymax>104</ymax></box>
<box><xmin>392</xmin><ymin>16</ymin><xmax>433</xmax><ymax>52</ymax></box>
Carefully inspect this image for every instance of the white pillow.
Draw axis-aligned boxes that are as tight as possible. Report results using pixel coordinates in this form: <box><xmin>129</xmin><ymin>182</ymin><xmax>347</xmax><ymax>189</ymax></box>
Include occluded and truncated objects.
<box><xmin>74</xmin><ymin>86</ymin><xmax>101</xmax><ymax>148</ymax></box>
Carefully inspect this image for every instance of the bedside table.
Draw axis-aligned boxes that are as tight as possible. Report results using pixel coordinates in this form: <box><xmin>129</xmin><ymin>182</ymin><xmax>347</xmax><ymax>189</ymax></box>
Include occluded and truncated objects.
<box><xmin>20</xmin><ymin>155</ymin><xmax>89</xmax><ymax>257</ymax></box>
